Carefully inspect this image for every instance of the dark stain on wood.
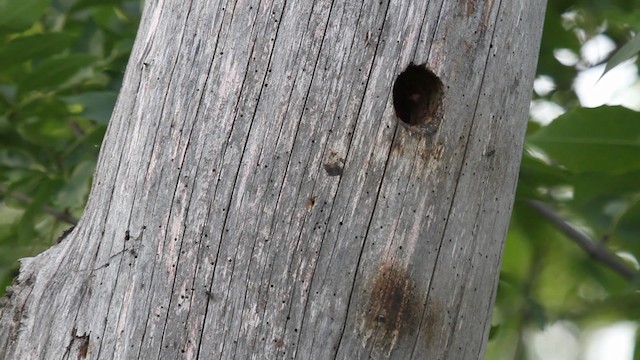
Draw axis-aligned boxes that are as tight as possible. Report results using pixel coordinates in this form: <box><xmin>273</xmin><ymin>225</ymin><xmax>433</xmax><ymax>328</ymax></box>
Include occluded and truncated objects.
<box><xmin>390</xmin><ymin>137</ymin><xmax>406</xmax><ymax>158</ymax></box>
<box><xmin>483</xmin><ymin>149</ymin><xmax>495</xmax><ymax>157</ymax></box>
<box><xmin>418</xmin><ymin>141</ymin><xmax>444</xmax><ymax>164</ymax></box>
<box><xmin>363</xmin><ymin>262</ymin><xmax>421</xmax><ymax>348</ymax></box>
<box><xmin>421</xmin><ymin>299</ymin><xmax>444</xmax><ymax>348</ymax></box>
<box><xmin>323</xmin><ymin>150</ymin><xmax>345</xmax><ymax>177</ymax></box>
<box><xmin>482</xmin><ymin>0</ymin><xmax>495</xmax><ymax>29</ymax></box>
<box><xmin>465</xmin><ymin>0</ymin><xmax>476</xmax><ymax>16</ymax></box>
<box><xmin>305</xmin><ymin>196</ymin><xmax>316</xmax><ymax>211</ymax></box>
<box><xmin>69</xmin><ymin>328</ymin><xmax>90</xmax><ymax>359</ymax></box>
<box><xmin>78</xmin><ymin>335</ymin><xmax>90</xmax><ymax>359</ymax></box>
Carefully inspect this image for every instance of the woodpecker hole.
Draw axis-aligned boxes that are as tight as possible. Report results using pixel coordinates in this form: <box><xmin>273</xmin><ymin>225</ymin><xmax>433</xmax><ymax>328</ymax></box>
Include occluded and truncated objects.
<box><xmin>392</xmin><ymin>63</ymin><xmax>443</xmax><ymax>135</ymax></box>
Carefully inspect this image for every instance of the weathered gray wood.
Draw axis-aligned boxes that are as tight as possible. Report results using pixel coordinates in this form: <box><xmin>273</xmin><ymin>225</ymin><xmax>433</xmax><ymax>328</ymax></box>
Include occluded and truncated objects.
<box><xmin>0</xmin><ymin>0</ymin><xmax>546</xmax><ymax>359</ymax></box>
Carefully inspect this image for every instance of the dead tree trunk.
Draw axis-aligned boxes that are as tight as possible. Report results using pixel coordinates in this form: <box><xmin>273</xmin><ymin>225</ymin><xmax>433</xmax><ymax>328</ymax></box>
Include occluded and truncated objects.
<box><xmin>0</xmin><ymin>0</ymin><xmax>546</xmax><ymax>358</ymax></box>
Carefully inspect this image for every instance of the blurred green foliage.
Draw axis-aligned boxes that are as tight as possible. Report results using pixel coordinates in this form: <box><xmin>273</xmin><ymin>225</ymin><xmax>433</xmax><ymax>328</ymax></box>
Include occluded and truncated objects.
<box><xmin>490</xmin><ymin>0</ymin><xmax>640</xmax><ymax>358</ymax></box>
<box><xmin>0</xmin><ymin>0</ymin><xmax>140</xmax><ymax>293</ymax></box>
<box><xmin>1</xmin><ymin>0</ymin><xmax>640</xmax><ymax>358</ymax></box>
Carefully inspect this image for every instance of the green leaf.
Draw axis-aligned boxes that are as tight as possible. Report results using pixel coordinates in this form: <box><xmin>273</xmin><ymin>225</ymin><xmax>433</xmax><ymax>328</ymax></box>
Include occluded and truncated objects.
<box><xmin>488</xmin><ymin>324</ymin><xmax>500</xmax><ymax>341</ymax></box>
<box><xmin>569</xmin><ymin>171</ymin><xmax>640</xmax><ymax>241</ymax></box>
<box><xmin>572</xmin><ymin>171</ymin><xmax>640</xmax><ymax>206</ymax></box>
<box><xmin>16</xmin><ymin>178</ymin><xmax>62</xmax><ymax>243</ymax></box>
<box><xmin>614</xmin><ymin>198</ymin><xmax>640</xmax><ymax>248</ymax></box>
<box><xmin>0</xmin><ymin>0</ymin><xmax>50</xmax><ymax>33</ymax></box>
<box><xmin>53</xmin><ymin>160</ymin><xmax>94</xmax><ymax>209</ymax></box>
<box><xmin>18</xmin><ymin>54</ymin><xmax>96</xmax><ymax>92</ymax></box>
<box><xmin>635</xmin><ymin>327</ymin><xmax>640</xmax><ymax>360</ymax></box>
<box><xmin>517</xmin><ymin>150</ymin><xmax>570</xmax><ymax>200</ymax></box>
<box><xmin>524</xmin><ymin>296</ymin><xmax>548</xmax><ymax>330</ymax></box>
<box><xmin>528</xmin><ymin>106</ymin><xmax>640</xmax><ymax>173</ymax></box>
<box><xmin>602</xmin><ymin>33</ymin><xmax>640</xmax><ymax>79</ymax></box>
<box><xmin>62</xmin><ymin>91</ymin><xmax>117</xmax><ymax>123</ymax></box>
<box><xmin>0</xmin><ymin>33</ymin><xmax>73</xmax><ymax>69</ymax></box>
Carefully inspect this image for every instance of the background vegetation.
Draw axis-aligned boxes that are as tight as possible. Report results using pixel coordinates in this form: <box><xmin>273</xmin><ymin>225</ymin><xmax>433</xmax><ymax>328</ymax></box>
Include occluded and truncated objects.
<box><xmin>1</xmin><ymin>0</ymin><xmax>639</xmax><ymax>358</ymax></box>
<box><xmin>0</xmin><ymin>0</ymin><xmax>140</xmax><ymax>290</ymax></box>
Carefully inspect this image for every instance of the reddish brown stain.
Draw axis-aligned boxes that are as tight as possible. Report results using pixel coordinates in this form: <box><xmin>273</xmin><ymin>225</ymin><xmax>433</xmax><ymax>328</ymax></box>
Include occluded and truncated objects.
<box><xmin>305</xmin><ymin>196</ymin><xmax>316</xmax><ymax>211</ymax></box>
<box><xmin>466</xmin><ymin>0</ymin><xmax>476</xmax><ymax>15</ymax></box>
<box><xmin>418</xmin><ymin>142</ymin><xmax>444</xmax><ymax>165</ymax></box>
<box><xmin>482</xmin><ymin>0</ymin><xmax>495</xmax><ymax>29</ymax></box>
<box><xmin>421</xmin><ymin>299</ymin><xmax>444</xmax><ymax>348</ymax></box>
<box><xmin>78</xmin><ymin>336</ymin><xmax>89</xmax><ymax>359</ymax></box>
<box><xmin>274</xmin><ymin>338</ymin><xmax>285</xmax><ymax>348</ymax></box>
<box><xmin>363</xmin><ymin>262</ymin><xmax>421</xmax><ymax>348</ymax></box>
<box><xmin>459</xmin><ymin>0</ymin><xmax>493</xmax><ymax>29</ymax></box>
<box><xmin>70</xmin><ymin>328</ymin><xmax>90</xmax><ymax>359</ymax></box>
<box><xmin>390</xmin><ymin>138</ymin><xmax>406</xmax><ymax>158</ymax></box>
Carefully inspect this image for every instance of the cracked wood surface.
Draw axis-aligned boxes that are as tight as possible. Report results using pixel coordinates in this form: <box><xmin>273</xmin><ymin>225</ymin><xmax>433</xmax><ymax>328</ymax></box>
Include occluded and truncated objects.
<box><xmin>0</xmin><ymin>0</ymin><xmax>546</xmax><ymax>359</ymax></box>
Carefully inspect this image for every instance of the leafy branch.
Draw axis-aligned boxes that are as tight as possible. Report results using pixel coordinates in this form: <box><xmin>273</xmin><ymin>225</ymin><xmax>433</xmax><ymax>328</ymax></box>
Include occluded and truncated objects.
<box><xmin>526</xmin><ymin>199</ymin><xmax>637</xmax><ymax>280</ymax></box>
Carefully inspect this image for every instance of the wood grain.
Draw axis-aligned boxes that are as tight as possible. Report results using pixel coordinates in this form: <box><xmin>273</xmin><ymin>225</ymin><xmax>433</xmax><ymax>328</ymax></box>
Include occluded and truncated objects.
<box><xmin>0</xmin><ymin>0</ymin><xmax>546</xmax><ymax>358</ymax></box>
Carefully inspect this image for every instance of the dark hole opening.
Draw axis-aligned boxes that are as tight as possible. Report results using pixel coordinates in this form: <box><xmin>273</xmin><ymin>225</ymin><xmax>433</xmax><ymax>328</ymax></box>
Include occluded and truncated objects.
<box><xmin>392</xmin><ymin>63</ymin><xmax>444</xmax><ymax>134</ymax></box>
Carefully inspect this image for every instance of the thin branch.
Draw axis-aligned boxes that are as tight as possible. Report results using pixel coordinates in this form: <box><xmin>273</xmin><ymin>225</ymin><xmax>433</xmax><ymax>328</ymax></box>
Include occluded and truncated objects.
<box><xmin>0</xmin><ymin>183</ymin><xmax>78</xmax><ymax>226</ymax></box>
<box><xmin>526</xmin><ymin>199</ymin><xmax>636</xmax><ymax>281</ymax></box>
